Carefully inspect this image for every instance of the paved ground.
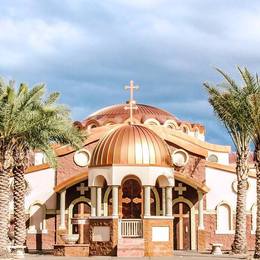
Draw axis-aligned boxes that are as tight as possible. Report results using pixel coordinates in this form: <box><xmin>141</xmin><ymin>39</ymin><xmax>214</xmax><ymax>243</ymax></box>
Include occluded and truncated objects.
<box><xmin>20</xmin><ymin>252</ymin><xmax>251</xmax><ymax>260</ymax></box>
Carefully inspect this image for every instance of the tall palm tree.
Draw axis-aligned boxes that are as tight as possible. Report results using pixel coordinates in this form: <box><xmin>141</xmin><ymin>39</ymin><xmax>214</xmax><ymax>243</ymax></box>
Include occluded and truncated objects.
<box><xmin>204</xmin><ymin>68</ymin><xmax>254</xmax><ymax>254</ymax></box>
<box><xmin>0</xmin><ymin>79</ymin><xmax>85</xmax><ymax>256</ymax></box>
<box><xmin>241</xmin><ymin>72</ymin><xmax>260</xmax><ymax>257</ymax></box>
<box><xmin>0</xmin><ymin>80</ymin><xmax>17</xmax><ymax>257</ymax></box>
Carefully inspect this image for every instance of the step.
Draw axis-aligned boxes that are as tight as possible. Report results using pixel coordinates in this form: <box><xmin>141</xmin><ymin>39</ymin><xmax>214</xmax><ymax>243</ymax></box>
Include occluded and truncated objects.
<box><xmin>117</xmin><ymin>238</ymin><xmax>144</xmax><ymax>257</ymax></box>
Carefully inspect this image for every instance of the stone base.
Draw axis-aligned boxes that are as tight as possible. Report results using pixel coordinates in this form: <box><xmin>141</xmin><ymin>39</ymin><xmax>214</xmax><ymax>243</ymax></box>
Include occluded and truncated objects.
<box><xmin>143</xmin><ymin>218</ymin><xmax>173</xmax><ymax>256</ymax></box>
<box><xmin>197</xmin><ymin>229</ymin><xmax>207</xmax><ymax>252</ymax></box>
<box><xmin>53</xmin><ymin>244</ymin><xmax>89</xmax><ymax>256</ymax></box>
<box><xmin>89</xmin><ymin>218</ymin><xmax>118</xmax><ymax>256</ymax></box>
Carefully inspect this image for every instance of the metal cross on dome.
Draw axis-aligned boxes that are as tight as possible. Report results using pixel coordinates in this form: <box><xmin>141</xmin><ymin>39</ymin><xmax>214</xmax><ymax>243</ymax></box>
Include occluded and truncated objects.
<box><xmin>124</xmin><ymin>80</ymin><xmax>139</xmax><ymax>125</ymax></box>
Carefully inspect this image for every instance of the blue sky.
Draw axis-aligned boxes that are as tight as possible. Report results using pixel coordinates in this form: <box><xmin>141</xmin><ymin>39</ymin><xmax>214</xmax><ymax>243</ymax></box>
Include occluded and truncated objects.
<box><xmin>1</xmin><ymin>0</ymin><xmax>260</xmax><ymax>147</ymax></box>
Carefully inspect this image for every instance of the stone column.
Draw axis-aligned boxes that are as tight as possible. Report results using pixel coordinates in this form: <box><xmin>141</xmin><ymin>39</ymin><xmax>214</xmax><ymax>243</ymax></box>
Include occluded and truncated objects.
<box><xmin>166</xmin><ymin>186</ymin><xmax>172</xmax><ymax>216</ymax></box>
<box><xmin>96</xmin><ymin>187</ymin><xmax>102</xmax><ymax>217</ymax></box>
<box><xmin>162</xmin><ymin>187</ymin><xmax>166</xmax><ymax>216</ymax></box>
<box><xmin>144</xmin><ymin>186</ymin><xmax>151</xmax><ymax>216</ymax></box>
<box><xmin>112</xmin><ymin>186</ymin><xmax>119</xmax><ymax>217</ymax></box>
<box><xmin>198</xmin><ymin>190</ymin><xmax>205</xmax><ymax>229</ymax></box>
<box><xmin>91</xmin><ymin>187</ymin><xmax>97</xmax><ymax>217</ymax></box>
<box><xmin>59</xmin><ymin>189</ymin><xmax>66</xmax><ymax>230</ymax></box>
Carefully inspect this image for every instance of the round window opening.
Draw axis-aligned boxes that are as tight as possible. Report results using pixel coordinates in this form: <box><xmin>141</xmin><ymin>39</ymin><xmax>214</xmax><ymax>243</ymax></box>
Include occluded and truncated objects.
<box><xmin>172</xmin><ymin>149</ymin><xmax>189</xmax><ymax>167</ymax></box>
<box><xmin>74</xmin><ymin>149</ymin><xmax>91</xmax><ymax>167</ymax></box>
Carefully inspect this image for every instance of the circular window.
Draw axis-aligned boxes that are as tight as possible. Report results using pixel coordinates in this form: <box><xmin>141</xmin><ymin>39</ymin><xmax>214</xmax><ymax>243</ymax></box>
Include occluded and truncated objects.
<box><xmin>208</xmin><ymin>154</ymin><xmax>218</xmax><ymax>163</ymax></box>
<box><xmin>172</xmin><ymin>149</ymin><xmax>189</xmax><ymax>167</ymax></box>
<box><xmin>74</xmin><ymin>149</ymin><xmax>91</xmax><ymax>167</ymax></box>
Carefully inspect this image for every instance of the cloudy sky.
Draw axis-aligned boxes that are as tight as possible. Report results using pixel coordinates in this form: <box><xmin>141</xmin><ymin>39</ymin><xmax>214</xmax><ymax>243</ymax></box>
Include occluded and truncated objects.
<box><xmin>1</xmin><ymin>0</ymin><xmax>260</xmax><ymax>147</ymax></box>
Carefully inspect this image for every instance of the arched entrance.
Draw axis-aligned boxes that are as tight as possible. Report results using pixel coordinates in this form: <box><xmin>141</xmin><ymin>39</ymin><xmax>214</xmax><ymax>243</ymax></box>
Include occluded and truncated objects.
<box><xmin>69</xmin><ymin>198</ymin><xmax>91</xmax><ymax>244</ymax></box>
<box><xmin>122</xmin><ymin>179</ymin><xmax>142</xmax><ymax>219</ymax></box>
<box><xmin>173</xmin><ymin>202</ymin><xmax>191</xmax><ymax>250</ymax></box>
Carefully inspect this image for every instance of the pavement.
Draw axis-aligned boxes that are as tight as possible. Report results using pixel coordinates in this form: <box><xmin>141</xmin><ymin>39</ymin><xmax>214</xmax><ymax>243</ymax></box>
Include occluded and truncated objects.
<box><xmin>18</xmin><ymin>251</ymin><xmax>251</xmax><ymax>260</ymax></box>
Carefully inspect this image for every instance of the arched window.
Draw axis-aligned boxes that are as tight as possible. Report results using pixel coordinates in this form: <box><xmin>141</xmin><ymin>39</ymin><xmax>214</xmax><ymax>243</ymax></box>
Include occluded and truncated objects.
<box><xmin>28</xmin><ymin>203</ymin><xmax>47</xmax><ymax>234</ymax></box>
<box><xmin>164</xmin><ymin>120</ymin><xmax>178</xmax><ymax>130</ymax></box>
<box><xmin>208</xmin><ymin>154</ymin><xmax>219</xmax><ymax>163</ymax></box>
<box><xmin>194</xmin><ymin>128</ymin><xmax>199</xmax><ymax>138</ymax></box>
<box><xmin>216</xmin><ymin>201</ymin><xmax>234</xmax><ymax>234</ymax></box>
<box><xmin>144</xmin><ymin>118</ymin><xmax>160</xmax><ymax>126</ymax></box>
<box><xmin>182</xmin><ymin>125</ymin><xmax>189</xmax><ymax>134</ymax></box>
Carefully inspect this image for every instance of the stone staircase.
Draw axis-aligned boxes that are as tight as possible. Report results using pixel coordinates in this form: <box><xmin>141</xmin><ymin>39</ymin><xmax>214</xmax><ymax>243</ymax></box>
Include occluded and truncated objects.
<box><xmin>117</xmin><ymin>238</ymin><xmax>145</xmax><ymax>257</ymax></box>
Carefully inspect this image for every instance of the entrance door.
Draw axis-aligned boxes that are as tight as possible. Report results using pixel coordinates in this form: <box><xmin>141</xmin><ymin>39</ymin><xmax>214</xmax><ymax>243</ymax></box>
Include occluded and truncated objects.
<box><xmin>72</xmin><ymin>202</ymin><xmax>91</xmax><ymax>244</ymax></box>
<box><xmin>173</xmin><ymin>202</ymin><xmax>191</xmax><ymax>250</ymax></box>
<box><xmin>122</xmin><ymin>179</ymin><xmax>142</xmax><ymax>218</ymax></box>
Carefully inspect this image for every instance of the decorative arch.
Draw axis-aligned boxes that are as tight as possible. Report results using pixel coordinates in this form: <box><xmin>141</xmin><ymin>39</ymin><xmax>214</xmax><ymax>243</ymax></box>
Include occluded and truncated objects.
<box><xmin>144</xmin><ymin>118</ymin><xmax>161</xmax><ymax>126</ymax></box>
<box><xmin>215</xmin><ymin>200</ymin><xmax>234</xmax><ymax>234</ymax></box>
<box><xmin>181</xmin><ymin>124</ymin><xmax>190</xmax><ymax>134</ymax></box>
<box><xmin>172</xmin><ymin>197</ymin><xmax>196</xmax><ymax>250</ymax></box>
<box><xmin>68</xmin><ymin>196</ymin><xmax>91</xmax><ymax>235</ymax></box>
<box><xmin>156</xmin><ymin>175</ymin><xmax>171</xmax><ymax>188</ymax></box>
<box><xmin>121</xmin><ymin>174</ymin><xmax>143</xmax><ymax>186</ymax></box>
<box><xmin>93</xmin><ymin>175</ymin><xmax>107</xmax><ymax>187</ymax></box>
<box><xmin>28</xmin><ymin>201</ymin><xmax>47</xmax><ymax>234</ymax></box>
<box><xmin>86</xmin><ymin>119</ymin><xmax>100</xmax><ymax>130</ymax></box>
<box><xmin>164</xmin><ymin>120</ymin><xmax>178</xmax><ymax>129</ymax></box>
<box><xmin>193</xmin><ymin>127</ymin><xmax>199</xmax><ymax>138</ymax></box>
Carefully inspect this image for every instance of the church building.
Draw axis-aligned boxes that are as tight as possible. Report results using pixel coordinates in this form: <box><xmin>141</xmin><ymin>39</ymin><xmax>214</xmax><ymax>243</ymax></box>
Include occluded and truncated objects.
<box><xmin>13</xmin><ymin>81</ymin><xmax>257</xmax><ymax>256</ymax></box>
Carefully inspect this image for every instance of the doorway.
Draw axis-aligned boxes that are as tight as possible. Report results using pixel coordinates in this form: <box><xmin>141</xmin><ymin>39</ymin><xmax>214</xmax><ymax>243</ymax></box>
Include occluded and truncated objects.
<box><xmin>173</xmin><ymin>202</ymin><xmax>191</xmax><ymax>250</ymax></box>
<box><xmin>122</xmin><ymin>179</ymin><xmax>142</xmax><ymax>219</ymax></box>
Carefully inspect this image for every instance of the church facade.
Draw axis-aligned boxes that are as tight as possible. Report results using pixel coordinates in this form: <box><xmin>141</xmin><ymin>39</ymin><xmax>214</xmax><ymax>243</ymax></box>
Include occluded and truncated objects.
<box><xmin>12</xmin><ymin>82</ymin><xmax>257</xmax><ymax>256</ymax></box>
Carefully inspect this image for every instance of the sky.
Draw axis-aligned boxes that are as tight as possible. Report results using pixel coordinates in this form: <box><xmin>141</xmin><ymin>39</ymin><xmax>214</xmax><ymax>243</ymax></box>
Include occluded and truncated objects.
<box><xmin>1</xmin><ymin>0</ymin><xmax>260</xmax><ymax>148</ymax></box>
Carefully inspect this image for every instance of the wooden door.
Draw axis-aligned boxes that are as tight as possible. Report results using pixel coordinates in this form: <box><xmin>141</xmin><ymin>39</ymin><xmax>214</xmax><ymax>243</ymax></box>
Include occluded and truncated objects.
<box><xmin>173</xmin><ymin>202</ymin><xmax>191</xmax><ymax>250</ymax></box>
<box><xmin>122</xmin><ymin>179</ymin><xmax>142</xmax><ymax>219</ymax></box>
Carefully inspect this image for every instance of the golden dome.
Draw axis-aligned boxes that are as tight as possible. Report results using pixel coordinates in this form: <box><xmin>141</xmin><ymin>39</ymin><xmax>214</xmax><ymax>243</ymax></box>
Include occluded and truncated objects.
<box><xmin>89</xmin><ymin>124</ymin><xmax>172</xmax><ymax>167</ymax></box>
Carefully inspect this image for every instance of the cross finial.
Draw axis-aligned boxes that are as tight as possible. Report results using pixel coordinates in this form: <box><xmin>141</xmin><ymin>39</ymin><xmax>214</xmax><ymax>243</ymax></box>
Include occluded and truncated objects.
<box><xmin>124</xmin><ymin>80</ymin><xmax>139</xmax><ymax>124</ymax></box>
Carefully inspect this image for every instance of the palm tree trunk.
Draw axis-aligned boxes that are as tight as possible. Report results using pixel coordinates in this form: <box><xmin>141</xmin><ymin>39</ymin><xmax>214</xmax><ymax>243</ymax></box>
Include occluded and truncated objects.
<box><xmin>0</xmin><ymin>142</ymin><xmax>13</xmax><ymax>257</ymax></box>
<box><xmin>13</xmin><ymin>165</ymin><xmax>26</xmax><ymax>248</ymax></box>
<box><xmin>254</xmin><ymin>145</ymin><xmax>260</xmax><ymax>258</ymax></box>
<box><xmin>232</xmin><ymin>150</ymin><xmax>249</xmax><ymax>254</ymax></box>
<box><xmin>13</xmin><ymin>145</ymin><xmax>28</xmax><ymax>255</ymax></box>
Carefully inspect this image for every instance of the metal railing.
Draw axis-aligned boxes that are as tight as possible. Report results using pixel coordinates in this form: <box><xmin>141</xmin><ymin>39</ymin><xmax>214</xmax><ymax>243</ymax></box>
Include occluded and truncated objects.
<box><xmin>119</xmin><ymin>219</ymin><xmax>143</xmax><ymax>238</ymax></box>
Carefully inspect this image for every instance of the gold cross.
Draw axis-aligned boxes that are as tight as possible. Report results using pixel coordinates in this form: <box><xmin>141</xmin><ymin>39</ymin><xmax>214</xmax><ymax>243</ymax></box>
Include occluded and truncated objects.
<box><xmin>174</xmin><ymin>183</ymin><xmax>187</xmax><ymax>196</ymax></box>
<box><xmin>124</xmin><ymin>80</ymin><xmax>139</xmax><ymax>124</ymax></box>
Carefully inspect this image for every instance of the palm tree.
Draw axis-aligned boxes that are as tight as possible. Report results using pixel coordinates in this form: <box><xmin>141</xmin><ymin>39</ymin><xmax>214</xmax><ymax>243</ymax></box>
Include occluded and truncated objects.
<box><xmin>0</xmin><ymin>79</ymin><xmax>85</xmax><ymax>256</ymax></box>
<box><xmin>204</xmin><ymin>68</ymin><xmax>254</xmax><ymax>254</ymax></box>
<box><xmin>0</xmin><ymin>80</ymin><xmax>17</xmax><ymax>257</ymax></box>
<box><xmin>241</xmin><ymin>73</ymin><xmax>260</xmax><ymax>257</ymax></box>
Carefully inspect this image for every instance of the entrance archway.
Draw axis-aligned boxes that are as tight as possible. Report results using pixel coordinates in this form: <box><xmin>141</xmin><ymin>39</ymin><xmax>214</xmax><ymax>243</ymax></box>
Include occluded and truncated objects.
<box><xmin>172</xmin><ymin>197</ymin><xmax>196</xmax><ymax>250</ymax></box>
<box><xmin>68</xmin><ymin>197</ymin><xmax>91</xmax><ymax>244</ymax></box>
<box><xmin>122</xmin><ymin>179</ymin><xmax>142</xmax><ymax>219</ymax></box>
<box><xmin>173</xmin><ymin>202</ymin><xmax>191</xmax><ymax>250</ymax></box>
